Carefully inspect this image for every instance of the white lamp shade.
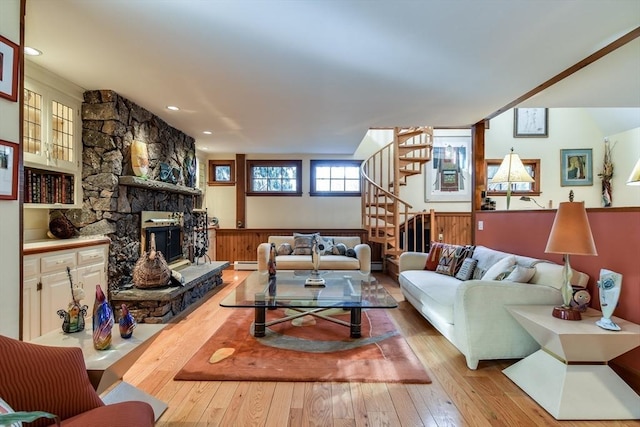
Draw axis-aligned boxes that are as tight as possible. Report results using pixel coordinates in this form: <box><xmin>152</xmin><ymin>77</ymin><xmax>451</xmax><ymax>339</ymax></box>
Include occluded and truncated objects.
<box><xmin>490</xmin><ymin>152</ymin><xmax>535</xmax><ymax>184</ymax></box>
<box><xmin>627</xmin><ymin>157</ymin><xmax>640</xmax><ymax>185</ymax></box>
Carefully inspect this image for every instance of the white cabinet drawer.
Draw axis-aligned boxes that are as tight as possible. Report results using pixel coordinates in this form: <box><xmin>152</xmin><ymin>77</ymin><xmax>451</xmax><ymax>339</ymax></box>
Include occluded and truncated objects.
<box><xmin>40</xmin><ymin>252</ymin><xmax>76</xmax><ymax>274</ymax></box>
<box><xmin>77</xmin><ymin>247</ymin><xmax>106</xmax><ymax>266</ymax></box>
<box><xmin>24</xmin><ymin>257</ymin><xmax>39</xmax><ymax>277</ymax></box>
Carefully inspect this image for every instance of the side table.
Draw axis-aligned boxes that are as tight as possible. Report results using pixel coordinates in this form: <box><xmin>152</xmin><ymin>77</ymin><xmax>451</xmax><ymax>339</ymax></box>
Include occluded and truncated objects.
<box><xmin>503</xmin><ymin>305</ymin><xmax>640</xmax><ymax>420</ymax></box>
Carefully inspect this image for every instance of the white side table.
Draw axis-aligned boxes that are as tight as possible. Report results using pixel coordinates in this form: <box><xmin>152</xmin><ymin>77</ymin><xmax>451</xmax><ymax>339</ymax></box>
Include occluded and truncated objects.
<box><xmin>503</xmin><ymin>305</ymin><xmax>640</xmax><ymax>420</ymax></box>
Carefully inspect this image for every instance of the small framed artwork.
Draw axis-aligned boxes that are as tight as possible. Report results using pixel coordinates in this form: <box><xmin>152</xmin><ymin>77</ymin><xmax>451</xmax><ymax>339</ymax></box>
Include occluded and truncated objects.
<box><xmin>0</xmin><ymin>34</ymin><xmax>19</xmax><ymax>102</ymax></box>
<box><xmin>0</xmin><ymin>140</ymin><xmax>19</xmax><ymax>200</ymax></box>
<box><xmin>560</xmin><ymin>148</ymin><xmax>593</xmax><ymax>187</ymax></box>
<box><xmin>208</xmin><ymin>159</ymin><xmax>236</xmax><ymax>186</ymax></box>
<box><xmin>424</xmin><ymin>130</ymin><xmax>472</xmax><ymax>202</ymax></box>
<box><xmin>514</xmin><ymin>108</ymin><xmax>548</xmax><ymax>137</ymax></box>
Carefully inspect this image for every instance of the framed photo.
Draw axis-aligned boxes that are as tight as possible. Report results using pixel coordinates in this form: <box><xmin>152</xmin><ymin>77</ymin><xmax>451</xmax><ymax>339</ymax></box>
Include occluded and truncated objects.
<box><xmin>514</xmin><ymin>108</ymin><xmax>548</xmax><ymax>137</ymax></box>
<box><xmin>425</xmin><ymin>131</ymin><xmax>472</xmax><ymax>202</ymax></box>
<box><xmin>0</xmin><ymin>34</ymin><xmax>19</xmax><ymax>102</ymax></box>
<box><xmin>208</xmin><ymin>159</ymin><xmax>236</xmax><ymax>186</ymax></box>
<box><xmin>560</xmin><ymin>148</ymin><xmax>593</xmax><ymax>187</ymax></box>
<box><xmin>0</xmin><ymin>140</ymin><xmax>19</xmax><ymax>200</ymax></box>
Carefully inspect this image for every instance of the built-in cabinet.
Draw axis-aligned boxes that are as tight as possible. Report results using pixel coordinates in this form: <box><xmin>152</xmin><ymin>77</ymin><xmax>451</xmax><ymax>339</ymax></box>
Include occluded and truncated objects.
<box><xmin>23</xmin><ymin>61</ymin><xmax>83</xmax><ymax>209</ymax></box>
<box><xmin>23</xmin><ymin>239</ymin><xmax>109</xmax><ymax>341</ymax></box>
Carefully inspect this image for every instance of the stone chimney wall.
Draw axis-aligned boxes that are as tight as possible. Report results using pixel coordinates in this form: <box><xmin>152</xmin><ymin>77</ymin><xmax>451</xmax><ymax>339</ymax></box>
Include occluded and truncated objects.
<box><xmin>62</xmin><ymin>90</ymin><xmax>199</xmax><ymax>291</ymax></box>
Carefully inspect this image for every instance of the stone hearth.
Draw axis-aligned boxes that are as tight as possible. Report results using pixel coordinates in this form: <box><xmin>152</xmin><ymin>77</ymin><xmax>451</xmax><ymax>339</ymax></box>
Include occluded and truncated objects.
<box><xmin>111</xmin><ymin>261</ymin><xmax>229</xmax><ymax>323</ymax></box>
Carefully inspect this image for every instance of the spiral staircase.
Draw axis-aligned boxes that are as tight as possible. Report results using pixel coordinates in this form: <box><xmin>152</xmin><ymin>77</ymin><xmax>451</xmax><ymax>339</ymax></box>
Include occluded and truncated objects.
<box><xmin>361</xmin><ymin>127</ymin><xmax>434</xmax><ymax>264</ymax></box>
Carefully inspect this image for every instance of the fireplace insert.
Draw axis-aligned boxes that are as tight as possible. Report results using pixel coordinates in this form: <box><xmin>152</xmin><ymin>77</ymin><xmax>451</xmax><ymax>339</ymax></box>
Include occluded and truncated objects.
<box><xmin>145</xmin><ymin>226</ymin><xmax>182</xmax><ymax>263</ymax></box>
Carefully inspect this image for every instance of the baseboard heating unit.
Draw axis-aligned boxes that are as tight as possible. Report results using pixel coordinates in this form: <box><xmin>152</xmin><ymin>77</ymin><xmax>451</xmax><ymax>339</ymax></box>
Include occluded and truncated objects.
<box><xmin>234</xmin><ymin>261</ymin><xmax>258</xmax><ymax>270</ymax></box>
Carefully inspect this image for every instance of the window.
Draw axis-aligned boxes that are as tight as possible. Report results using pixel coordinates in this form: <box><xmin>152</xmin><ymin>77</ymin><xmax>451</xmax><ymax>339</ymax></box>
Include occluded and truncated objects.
<box><xmin>208</xmin><ymin>160</ymin><xmax>235</xmax><ymax>186</ymax></box>
<box><xmin>246</xmin><ymin>160</ymin><xmax>302</xmax><ymax>196</ymax></box>
<box><xmin>486</xmin><ymin>159</ymin><xmax>541</xmax><ymax>196</ymax></box>
<box><xmin>310</xmin><ymin>160</ymin><xmax>362</xmax><ymax>196</ymax></box>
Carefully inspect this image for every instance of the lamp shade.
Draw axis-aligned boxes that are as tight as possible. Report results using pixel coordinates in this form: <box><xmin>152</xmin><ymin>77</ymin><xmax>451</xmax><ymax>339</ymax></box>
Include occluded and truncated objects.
<box><xmin>627</xmin><ymin>157</ymin><xmax>640</xmax><ymax>185</ymax></box>
<box><xmin>490</xmin><ymin>151</ymin><xmax>534</xmax><ymax>184</ymax></box>
<box><xmin>545</xmin><ymin>201</ymin><xmax>597</xmax><ymax>256</ymax></box>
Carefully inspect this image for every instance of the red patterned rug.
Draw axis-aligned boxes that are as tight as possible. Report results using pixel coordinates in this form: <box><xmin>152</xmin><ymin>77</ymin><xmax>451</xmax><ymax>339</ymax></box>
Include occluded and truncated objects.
<box><xmin>174</xmin><ymin>307</ymin><xmax>430</xmax><ymax>383</ymax></box>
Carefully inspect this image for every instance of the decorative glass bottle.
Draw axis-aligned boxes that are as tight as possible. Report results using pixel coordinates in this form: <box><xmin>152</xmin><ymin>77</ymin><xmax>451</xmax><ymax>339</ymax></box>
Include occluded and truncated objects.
<box><xmin>268</xmin><ymin>243</ymin><xmax>277</xmax><ymax>278</ymax></box>
<box><xmin>119</xmin><ymin>303</ymin><xmax>136</xmax><ymax>339</ymax></box>
<box><xmin>92</xmin><ymin>284</ymin><xmax>114</xmax><ymax>350</ymax></box>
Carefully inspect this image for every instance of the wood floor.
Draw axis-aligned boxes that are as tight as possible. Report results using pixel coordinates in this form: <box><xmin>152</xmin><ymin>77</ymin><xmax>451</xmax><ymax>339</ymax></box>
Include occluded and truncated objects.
<box><xmin>124</xmin><ymin>270</ymin><xmax>639</xmax><ymax>427</ymax></box>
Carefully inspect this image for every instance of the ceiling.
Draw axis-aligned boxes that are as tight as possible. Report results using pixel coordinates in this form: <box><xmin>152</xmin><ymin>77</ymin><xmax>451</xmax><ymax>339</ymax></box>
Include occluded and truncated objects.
<box><xmin>24</xmin><ymin>1</ymin><xmax>640</xmax><ymax>154</ymax></box>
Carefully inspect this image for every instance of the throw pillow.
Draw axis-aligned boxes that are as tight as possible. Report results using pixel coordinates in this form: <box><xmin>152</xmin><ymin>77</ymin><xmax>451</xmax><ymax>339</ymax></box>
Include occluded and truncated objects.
<box><xmin>0</xmin><ymin>397</ymin><xmax>22</xmax><ymax>427</ymax></box>
<box><xmin>494</xmin><ymin>264</ymin><xmax>517</xmax><ymax>281</ymax></box>
<box><xmin>424</xmin><ymin>242</ymin><xmax>444</xmax><ymax>271</ymax></box>
<box><xmin>345</xmin><ymin>248</ymin><xmax>357</xmax><ymax>258</ymax></box>
<box><xmin>276</xmin><ymin>243</ymin><xmax>293</xmax><ymax>255</ymax></box>
<box><xmin>318</xmin><ymin>236</ymin><xmax>334</xmax><ymax>255</ymax></box>
<box><xmin>435</xmin><ymin>244</ymin><xmax>461</xmax><ymax>276</ymax></box>
<box><xmin>455</xmin><ymin>258</ymin><xmax>477</xmax><ymax>281</ymax></box>
<box><xmin>453</xmin><ymin>245</ymin><xmax>475</xmax><ymax>275</ymax></box>
<box><xmin>505</xmin><ymin>265</ymin><xmax>537</xmax><ymax>283</ymax></box>
<box><xmin>292</xmin><ymin>233</ymin><xmax>317</xmax><ymax>255</ymax></box>
<box><xmin>332</xmin><ymin>243</ymin><xmax>347</xmax><ymax>256</ymax></box>
<box><xmin>481</xmin><ymin>255</ymin><xmax>517</xmax><ymax>280</ymax></box>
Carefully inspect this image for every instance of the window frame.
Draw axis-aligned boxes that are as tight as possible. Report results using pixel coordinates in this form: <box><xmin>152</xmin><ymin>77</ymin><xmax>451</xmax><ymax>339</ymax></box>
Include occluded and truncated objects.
<box><xmin>485</xmin><ymin>158</ymin><xmax>541</xmax><ymax>196</ymax></box>
<box><xmin>246</xmin><ymin>159</ymin><xmax>302</xmax><ymax>196</ymax></box>
<box><xmin>208</xmin><ymin>159</ymin><xmax>236</xmax><ymax>186</ymax></box>
<box><xmin>309</xmin><ymin>159</ymin><xmax>362</xmax><ymax>197</ymax></box>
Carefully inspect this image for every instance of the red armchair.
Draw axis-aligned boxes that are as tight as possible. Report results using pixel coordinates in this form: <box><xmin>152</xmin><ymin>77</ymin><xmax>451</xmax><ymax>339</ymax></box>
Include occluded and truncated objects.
<box><xmin>0</xmin><ymin>335</ymin><xmax>154</xmax><ymax>427</ymax></box>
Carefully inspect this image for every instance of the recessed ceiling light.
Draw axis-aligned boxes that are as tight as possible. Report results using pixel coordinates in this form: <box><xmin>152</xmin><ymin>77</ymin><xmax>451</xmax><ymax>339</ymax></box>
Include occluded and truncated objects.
<box><xmin>166</xmin><ymin>105</ymin><xmax>180</xmax><ymax>111</ymax></box>
<box><xmin>24</xmin><ymin>46</ymin><xmax>42</xmax><ymax>56</ymax></box>
<box><xmin>203</xmin><ymin>131</ymin><xmax>212</xmax><ymax>135</ymax></box>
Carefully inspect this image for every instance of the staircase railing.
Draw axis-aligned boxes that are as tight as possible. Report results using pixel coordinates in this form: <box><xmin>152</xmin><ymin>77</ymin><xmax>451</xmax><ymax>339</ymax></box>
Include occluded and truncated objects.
<box><xmin>361</xmin><ymin>127</ymin><xmax>433</xmax><ymax>260</ymax></box>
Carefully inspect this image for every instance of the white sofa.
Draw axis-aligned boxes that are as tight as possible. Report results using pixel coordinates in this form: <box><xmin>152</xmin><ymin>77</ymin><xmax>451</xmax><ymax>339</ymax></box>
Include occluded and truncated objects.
<box><xmin>257</xmin><ymin>234</ymin><xmax>371</xmax><ymax>273</ymax></box>
<box><xmin>399</xmin><ymin>245</ymin><xmax>589</xmax><ymax>370</ymax></box>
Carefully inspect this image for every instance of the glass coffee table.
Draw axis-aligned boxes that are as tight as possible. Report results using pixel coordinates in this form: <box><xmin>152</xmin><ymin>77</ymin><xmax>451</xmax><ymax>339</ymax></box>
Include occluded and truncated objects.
<box><xmin>220</xmin><ymin>270</ymin><xmax>397</xmax><ymax>338</ymax></box>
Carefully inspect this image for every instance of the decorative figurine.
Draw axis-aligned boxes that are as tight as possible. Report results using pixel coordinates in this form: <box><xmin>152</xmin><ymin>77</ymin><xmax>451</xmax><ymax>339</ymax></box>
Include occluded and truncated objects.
<box><xmin>596</xmin><ymin>269</ymin><xmax>623</xmax><ymax>331</ymax></box>
<box><xmin>119</xmin><ymin>304</ymin><xmax>136</xmax><ymax>339</ymax></box>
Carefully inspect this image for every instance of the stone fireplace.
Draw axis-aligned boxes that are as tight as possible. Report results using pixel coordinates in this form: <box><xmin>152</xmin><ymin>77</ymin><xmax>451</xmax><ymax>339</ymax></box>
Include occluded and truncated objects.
<box><xmin>53</xmin><ymin>90</ymin><xmax>228</xmax><ymax>323</ymax></box>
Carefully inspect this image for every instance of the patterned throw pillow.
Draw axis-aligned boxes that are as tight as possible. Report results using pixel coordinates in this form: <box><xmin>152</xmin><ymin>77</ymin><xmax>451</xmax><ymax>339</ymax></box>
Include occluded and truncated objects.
<box><xmin>436</xmin><ymin>244</ymin><xmax>475</xmax><ymax>276</ymax></box>
<box><xmin>292</xmin><ymin>233</ymin><xmax>317</xmax><ymax>255</ymax></box>
<box><xmin>424</xmin><ymin>242</ymin><xmax>444</xmax><ymax>271</ymax></box>
<box><xmin>318</xmin><ymin>236</ymin><xmax>334</xmax><ymax>255</ymax></box>
<box><xmin>0</xmin><ymin>397</ymin><xmax>22</xmax><ymax>427</ymax></box>
<box><xmin>455</xmin><ymin>257</ymin><xmax>478</xmax><ymax>281</ymax></box>
<box><xmin>332</xmin><ymin>243</ymin><xmax>348</xmax><ymax>255</ymax></box>
<box><xmin>277</xmin><ymin>243</ymin><xmax>293</xmax><ymax>255</ymax></box>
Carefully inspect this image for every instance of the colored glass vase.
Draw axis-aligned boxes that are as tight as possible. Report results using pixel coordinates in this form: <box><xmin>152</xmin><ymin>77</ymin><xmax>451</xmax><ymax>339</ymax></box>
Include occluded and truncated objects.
<box><xmin>92</xmin><ymin>284</ymin><xmax>114</xmax><ymax>350</ymax></box>
<box><xmin>119</xmin><ymin>304</ymin><xmax>136</xmax><ymax>339</ymax></box>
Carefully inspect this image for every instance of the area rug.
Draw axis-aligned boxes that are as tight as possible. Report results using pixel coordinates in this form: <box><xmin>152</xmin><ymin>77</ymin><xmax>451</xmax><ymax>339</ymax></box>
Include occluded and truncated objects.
<box><xmin>174</xmin><ymin>308</ymin><xmax>430</xmax><ymax>383</ymax></box>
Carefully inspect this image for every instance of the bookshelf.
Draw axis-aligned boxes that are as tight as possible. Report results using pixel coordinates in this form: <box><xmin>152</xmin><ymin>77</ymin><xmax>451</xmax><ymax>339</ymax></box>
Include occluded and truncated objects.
<box><xmin>24</xmin><ymin>166</ymin><xmax>78</xmax><ymax>207</ymax></box>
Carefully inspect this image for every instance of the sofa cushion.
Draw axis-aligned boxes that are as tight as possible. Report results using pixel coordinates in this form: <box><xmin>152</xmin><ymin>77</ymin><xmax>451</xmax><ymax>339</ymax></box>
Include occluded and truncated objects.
<box><xmin>332</xmin><ymin>236</ymin><xmax>361</xmax><ymax>248</ymax></box>
<box><xmin>455</xmin><ymin>258</ymin><xmax>477</xmax><ymax>281</ymax></box>
<box><xmin>60</xmin><ymin>401</ymin><xmax>154</xmax><ymax>427</ymax></box>
<box><xmin>481</xmin><ymin>255</ymin><xmax>516</xmax><ymax>280</ymax></box>
<box><xmin>292</xmin><ymin>233</ymin><xmax>317</xmax><ymax>255</ymax></box>
<box><xmin>505</xmin><ymin>265</ymin><xmax>537</xmax><ymax>283</ymax></box>
<box><xmin>425</xmin><ymin>242</ymin><xmax>444</xmax><ymax>271</ymax></box>
<box><xmin>399</xmin><ymin>270</ymin><xmax>460</xmax><ymax>325</ymax></box>
<box><xmin>277</xmin><ymin>243</ymin><xmax>293</xmax><ymax>255</ymax></box>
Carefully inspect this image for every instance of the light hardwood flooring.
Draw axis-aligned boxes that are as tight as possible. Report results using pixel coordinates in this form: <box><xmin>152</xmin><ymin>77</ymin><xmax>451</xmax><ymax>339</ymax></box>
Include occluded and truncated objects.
<box><xmin>124</xmin><ymin>270</ymin><xmax>639</xmax><ymax>427</ymax></box>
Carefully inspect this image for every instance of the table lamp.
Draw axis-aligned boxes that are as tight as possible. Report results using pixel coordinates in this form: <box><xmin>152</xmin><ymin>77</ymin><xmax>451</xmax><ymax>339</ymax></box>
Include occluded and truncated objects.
<box><xmin>545</xmin><ymin>194</ymin><xmax>597</xmax><ymax>320</ymax></box>
<box><xmin>490</xmin><ymin>148</ymin><xmax>534</xmax><ymax>209</ymax></box>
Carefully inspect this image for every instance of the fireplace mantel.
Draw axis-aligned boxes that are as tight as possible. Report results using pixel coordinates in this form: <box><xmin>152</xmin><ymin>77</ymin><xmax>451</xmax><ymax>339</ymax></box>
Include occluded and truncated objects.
<box><xmin>119</xmin><ymin>176</ymin><xmax>202</xmax><ymax>196</ymax></box>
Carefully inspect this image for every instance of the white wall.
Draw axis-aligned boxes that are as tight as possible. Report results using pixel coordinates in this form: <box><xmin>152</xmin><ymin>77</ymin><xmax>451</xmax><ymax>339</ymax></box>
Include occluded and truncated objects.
<box><xmin>0</xmin><ymin>0</ymin><xmax>22</xmax><ymax>338</ymax></box>
<box><xmin>485</xmin><ymin>108</ymin><xmax>640</xmax><ymax>210</ymax></box>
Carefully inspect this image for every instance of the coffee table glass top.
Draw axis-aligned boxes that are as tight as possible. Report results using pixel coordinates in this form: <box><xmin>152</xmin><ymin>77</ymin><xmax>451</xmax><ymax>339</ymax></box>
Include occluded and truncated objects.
<box><xmin>220</xmin><ymin>270</ymin><xmax>397</xmax><ymax>309</ymax></box>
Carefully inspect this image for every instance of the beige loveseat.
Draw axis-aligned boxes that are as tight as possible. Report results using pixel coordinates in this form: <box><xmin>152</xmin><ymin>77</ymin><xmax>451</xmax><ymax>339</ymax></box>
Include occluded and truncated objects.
<box><xmin>257</xmin><ymin>234</ymin><xmax>371</xmax><ymax>273</ymax></box>
<box><xmin>399</xmin><ymin>245</ymin><xmax>589</xmax><ymax>370</ymax></box>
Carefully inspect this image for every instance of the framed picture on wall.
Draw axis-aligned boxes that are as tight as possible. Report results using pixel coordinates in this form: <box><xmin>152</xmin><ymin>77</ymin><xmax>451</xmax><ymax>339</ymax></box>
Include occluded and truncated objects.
<box><xmin>0</xmin><ymin>140</ymin><xmax>19</xmax><ymax>200</ymax></box>
<box><xmin>560</xmin><ymin>148</ymin><xmax>593</xmax><ymax>186</ymax></box>
<box><xmin>514</xmin><ymin>108</ymin><xmax>548</xmax><ymax>137</ymax></box>
<box><xmin>0</xmin><ymin>34</ymin><xmax>19</xmax><ymax>102</ymax></box>
<box><xmin>208</xmin><ymin>160</ymin><xmax>236</xmax><ymax>186</ymax></box>
<box><xmin>425</xmin><ymin>133</ymin><xmax>472</xmax><ymax>202</ymax></box>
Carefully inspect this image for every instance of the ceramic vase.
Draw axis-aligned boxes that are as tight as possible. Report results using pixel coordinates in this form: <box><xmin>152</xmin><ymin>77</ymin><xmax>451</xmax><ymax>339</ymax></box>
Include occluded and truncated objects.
<box><xmin>596</xmin><ymin>269</ymin><xmax>622</xmax><ymax>331</ymax></box>
<box><xmin>92</xmin><ymin>284</ymin><xmax>114</xmax><ymax>350</ymax></box>
<box><xmin>119</xmin><ymin>304</ymin><xmax>136</xmax><ymax>339</ymax></box>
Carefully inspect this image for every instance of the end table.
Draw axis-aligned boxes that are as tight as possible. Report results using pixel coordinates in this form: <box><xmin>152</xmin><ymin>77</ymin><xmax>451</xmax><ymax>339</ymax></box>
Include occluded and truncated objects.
<box><xmin>503</xmin><ymin>305</ymin><xmax>640</xmax><ymax>420</ymax></box>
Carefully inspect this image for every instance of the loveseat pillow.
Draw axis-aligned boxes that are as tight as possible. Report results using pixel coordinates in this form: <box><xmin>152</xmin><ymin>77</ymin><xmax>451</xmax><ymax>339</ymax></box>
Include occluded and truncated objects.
<box><xmin>435</xmin><ymin>244</ymin><xmax>475</xmax><ymax>276</ymax></box>
<box><xmin>277</xmin><ymin>243</ymin><xmax>293</xmax><ymax>255</ymax></box>
<box><xmin>292</xmin><ymin>233</ymin><xmax>317</xmax><ymax>255</ymax></box>
<box><xmin>318</xmin><ymin>236</ymin><xmax>334</xmax><ymax>255</ymax></box>
<box><xmin>332</xmin><ymin>243</ymin><xmax>347</xmax><ymax>255</ymax></box>
<box><xmin>424</xmin><ymin>242</ymin><xmax>444</xmax><ymax>271</ymax></box>
<box><xmin>455</xmin><ymin>257</ymin><xmax>477</xmax><ymax>281</ymax></box>
<box><xmin>481</xmin><ymin>255</ymin><xmax>516</xmax><ymax>280</ymax></box>
<box><xmin>505</xmin><ymin>265</ymin><xmax>537</xmax><ymax>283</ymax></box>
